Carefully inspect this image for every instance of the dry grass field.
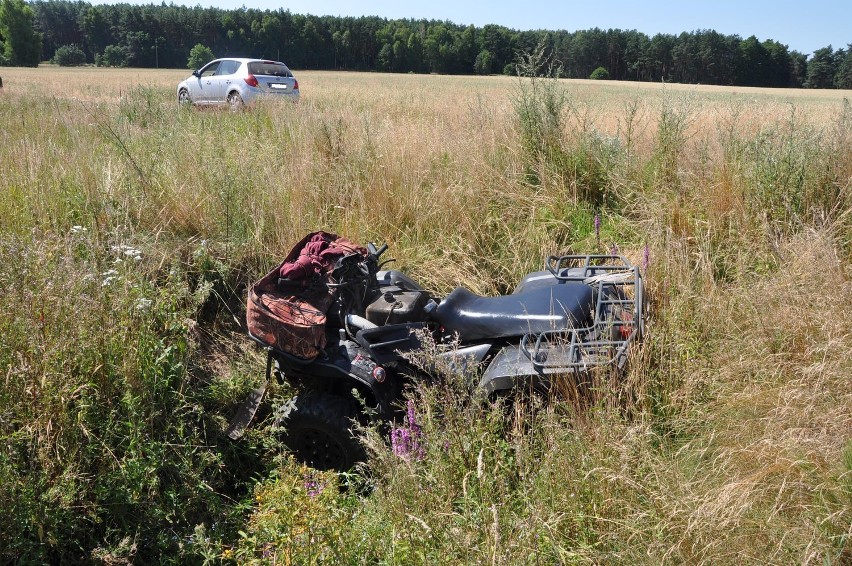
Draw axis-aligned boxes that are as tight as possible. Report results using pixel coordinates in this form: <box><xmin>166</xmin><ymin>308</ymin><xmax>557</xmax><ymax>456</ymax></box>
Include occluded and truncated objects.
<box><xmin>0</xmin><ymin>64</ymin><xmax>850</xmax><ymax>564</ymax></box>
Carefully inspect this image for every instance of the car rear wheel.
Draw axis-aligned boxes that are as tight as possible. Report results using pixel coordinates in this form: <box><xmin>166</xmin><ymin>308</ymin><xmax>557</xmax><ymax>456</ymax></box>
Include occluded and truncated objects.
<box><xmin>178</xmin><ymin>88</ymin><xmax>191</xmax><ymax>105</ymax></box>
<box><xmin>226</xmin><ymin>91</ymin><xmax>244</xmax><ymax>111</ymax></box>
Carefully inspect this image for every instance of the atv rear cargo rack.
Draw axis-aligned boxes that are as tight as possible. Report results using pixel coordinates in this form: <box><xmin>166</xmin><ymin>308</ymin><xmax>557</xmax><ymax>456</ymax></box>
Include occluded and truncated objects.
<box><xmin>546</xmin><ymin>254</ymin><xmax>637</xmax><ymax>281</ymax></box>
<box><xmin>521</xmin><ymin>254</ymin><xmax>644</xmax><ymax>371</ymax></box>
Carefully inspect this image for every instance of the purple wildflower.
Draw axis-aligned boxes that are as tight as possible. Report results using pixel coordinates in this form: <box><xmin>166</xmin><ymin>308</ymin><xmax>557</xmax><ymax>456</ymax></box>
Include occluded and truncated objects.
<box><xmin>642</xmin><ymin>243</ymin><xmax>650</xmax><ymax>273</ymax></box>
<box><xmin>594</xmin><ymin>214</ymin><xmax>601</xmax><ymax>245</ymax></box>
<box><xmin>303</xmin><ymin>472</ymin><xmax>324</xmax><ymax>497</ymax></box>
<box><xmin>390</xmin><ymin>399</ymin><xmax>425</xmax><ymax>461</ymax></box>
<box><xmin>610</xmin><ymin>242</ymin><xmax>619</xmax><ymax>256</ymax></box>
<box><xmin>407</xmin><ymin>400</ymin><xmax>421</xmax><ymax>436</ymax></box>
<box><xmin>305</xmin><ymin>481</ymin><xmax>320</xmax><ymax>497</ymax></box>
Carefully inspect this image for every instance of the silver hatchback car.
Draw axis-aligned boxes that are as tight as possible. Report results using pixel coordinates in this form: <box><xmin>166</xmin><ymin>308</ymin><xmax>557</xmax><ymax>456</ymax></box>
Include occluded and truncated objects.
<box><xmin>177</xmin><ymin>58</ymin><xmax>300</xmax><ymax>108</ymax></box>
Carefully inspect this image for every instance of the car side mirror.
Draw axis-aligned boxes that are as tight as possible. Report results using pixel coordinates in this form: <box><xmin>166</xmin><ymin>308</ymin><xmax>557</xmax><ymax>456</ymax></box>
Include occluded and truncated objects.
<box><xmin>192</xmin><ymin>70</ymin><xmax>200</xmax><ymax>78</ymax></box>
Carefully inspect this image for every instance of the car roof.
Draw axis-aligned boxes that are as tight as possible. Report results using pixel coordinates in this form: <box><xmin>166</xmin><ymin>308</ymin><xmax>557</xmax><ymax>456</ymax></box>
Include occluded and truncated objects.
<box><xmin>209</xmin><ymin>58</ymin><xmax>289</xmax><ymax>65</ymax></box>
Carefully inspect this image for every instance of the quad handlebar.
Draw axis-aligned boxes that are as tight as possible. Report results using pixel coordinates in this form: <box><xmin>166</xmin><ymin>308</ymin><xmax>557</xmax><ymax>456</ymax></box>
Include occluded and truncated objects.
<box><xmin>367</xmin><ymin>242</ymin><xmax>388</xmax><ymax>259</ymax></box>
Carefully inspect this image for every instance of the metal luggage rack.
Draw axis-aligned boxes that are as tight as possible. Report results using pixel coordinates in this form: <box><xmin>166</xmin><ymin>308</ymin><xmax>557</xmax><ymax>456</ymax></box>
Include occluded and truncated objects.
<box><xmin>521</xmin><ymin>254</ymin><xmax>644</xmax><ymax>371</ymax></box>
<box><xmin>547</xmin><ymin>254</ymin><xmax>634</xmax><ymax>280</ymax></box>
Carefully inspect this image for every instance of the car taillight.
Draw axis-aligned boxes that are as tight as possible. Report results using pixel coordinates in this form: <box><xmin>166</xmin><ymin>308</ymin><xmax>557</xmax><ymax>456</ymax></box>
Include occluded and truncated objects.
<box><xmin>293</xmin><ymin>79</ymin><xmax>299</xmax><ymax>90</ymax></box>
<box><xmin>244</xmin><ymin>74</ymin><xmax>258</xmax><ymax>87</ymax></box>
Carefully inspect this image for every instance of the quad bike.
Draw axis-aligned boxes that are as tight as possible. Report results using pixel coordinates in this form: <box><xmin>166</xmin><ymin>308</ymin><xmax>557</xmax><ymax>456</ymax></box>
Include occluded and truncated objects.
<box><xmin>231</xmin><ymin>235</ymin><xmax>644</xmax><ymax>471</ymax></box>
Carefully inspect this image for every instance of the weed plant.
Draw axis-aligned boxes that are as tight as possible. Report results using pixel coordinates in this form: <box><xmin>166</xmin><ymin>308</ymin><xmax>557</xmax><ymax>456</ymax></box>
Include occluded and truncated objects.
<box><xmin>0</xmin><ymin>67</ymin><xmax>849</xmax><ymax>563</ymax></box>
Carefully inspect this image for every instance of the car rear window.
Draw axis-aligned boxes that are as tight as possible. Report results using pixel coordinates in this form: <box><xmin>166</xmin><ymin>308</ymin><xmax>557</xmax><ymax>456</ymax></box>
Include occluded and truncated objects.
<box><xmin>248</xmin><ymin>62</ymin><xmax>292</xmax><ymax>77</ymax></box>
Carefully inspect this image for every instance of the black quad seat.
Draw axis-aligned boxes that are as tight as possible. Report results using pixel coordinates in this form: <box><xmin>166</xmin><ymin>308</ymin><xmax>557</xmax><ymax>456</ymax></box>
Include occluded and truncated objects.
<box><xmin>434</xmin><ymin>283</ymin><xmax>595</xmax><ymax>342</ymax></box>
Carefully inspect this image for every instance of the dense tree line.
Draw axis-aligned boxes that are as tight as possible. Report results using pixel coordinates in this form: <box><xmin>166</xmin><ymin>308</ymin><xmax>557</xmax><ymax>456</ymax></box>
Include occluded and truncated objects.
<box><xmin>1</xmin><ymin>0</ymin><xmax>42</xmax><ymax>66</ymax></box>
<box><xmin>7</xmin><ymin>0</ymin><xmax>852</xmax><ymax>88</ymax></box>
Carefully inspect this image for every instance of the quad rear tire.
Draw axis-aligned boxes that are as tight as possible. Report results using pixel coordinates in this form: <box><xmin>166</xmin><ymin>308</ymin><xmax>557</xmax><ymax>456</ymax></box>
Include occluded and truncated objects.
<box><xmin>276</xmin><ymin>392</ymin><xmax>366</xmax><ymax>471</ymax></box>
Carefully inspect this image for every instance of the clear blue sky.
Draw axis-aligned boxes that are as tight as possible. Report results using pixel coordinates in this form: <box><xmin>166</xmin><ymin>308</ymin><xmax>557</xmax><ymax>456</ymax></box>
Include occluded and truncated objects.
<box><xmin>95</xmin><ymin>0</ymin><xmax>849</xmax><ymax>56</ymax></box>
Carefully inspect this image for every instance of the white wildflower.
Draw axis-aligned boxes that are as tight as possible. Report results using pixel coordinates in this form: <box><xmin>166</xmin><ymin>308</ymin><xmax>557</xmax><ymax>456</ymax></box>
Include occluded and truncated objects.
<box><xmin>123</xmin><ymin>248</ymin><xmax>142</xmax><ymax>260</ymax></box>
<box><xmin>101</xmin><ymin>269</ymin><xmax>119</xmax><ymax>287</ymax></box>
<box><xmin>112</xmin><ymin>244</ymin><xmax>143</xmax><ymax>261</ymax></box>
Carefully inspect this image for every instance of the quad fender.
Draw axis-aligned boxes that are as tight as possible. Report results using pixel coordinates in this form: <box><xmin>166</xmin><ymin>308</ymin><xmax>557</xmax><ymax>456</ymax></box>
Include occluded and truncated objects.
<box><xmin>436</xmin><ymin>343</ymin><xmax>491</xmax><ymax>377</ymax></box>
<box><xmin>376</xmin><ymin>269</ymin><xmax>425</xmax><ymax>291</ymax></box>
<box><xmin>478</xmin><ymin>344</ymin><xmax>541</xmax><ymax>395</ymax></box>
<box><xmin>267</xmin><ymin>343</ymin><xmax>397</xmax><ymax>416</ymax></box>
<box><xmin>477</xmin><ymin>343</ymin><xmax>586</xmax><ymax>395</ymax></box>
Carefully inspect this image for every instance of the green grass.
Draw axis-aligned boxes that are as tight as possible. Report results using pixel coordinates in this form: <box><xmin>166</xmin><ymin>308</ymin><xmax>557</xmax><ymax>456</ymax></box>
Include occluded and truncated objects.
<box><xmin>0</xmin><ymin>67</ymin><xmax>850</xmax><ymax>563</ymax></box>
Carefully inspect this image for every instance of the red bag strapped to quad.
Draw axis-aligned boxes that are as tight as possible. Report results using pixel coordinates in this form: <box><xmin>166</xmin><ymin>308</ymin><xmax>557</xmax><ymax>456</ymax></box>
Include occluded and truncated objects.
<box><xmin>246</xmin><ymin>231</ymin><xmax>366</xmax><ymax>359</ymax></box>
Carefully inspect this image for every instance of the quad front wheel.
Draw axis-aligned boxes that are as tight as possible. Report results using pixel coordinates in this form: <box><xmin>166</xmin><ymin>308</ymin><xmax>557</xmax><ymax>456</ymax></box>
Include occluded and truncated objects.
<box><xmin>275</xmin><ymin>392</ymin><xmax>366</xmax><ymax>471</ymax></box>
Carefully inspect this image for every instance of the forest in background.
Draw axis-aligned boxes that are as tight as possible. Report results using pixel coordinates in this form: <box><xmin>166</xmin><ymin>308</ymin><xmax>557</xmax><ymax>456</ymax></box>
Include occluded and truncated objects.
<box><xmin>2</xmin><ymin>0</ymin><xmax>851</xmax><ymax>88</ymax></box>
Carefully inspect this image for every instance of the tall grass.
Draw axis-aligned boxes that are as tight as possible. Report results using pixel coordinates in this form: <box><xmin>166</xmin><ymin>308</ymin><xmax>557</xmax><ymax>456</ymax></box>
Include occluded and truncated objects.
<box><xmin>0</xmin><ymin>66</ymin><xmax>850</xmax><ymax>563</ymax></box>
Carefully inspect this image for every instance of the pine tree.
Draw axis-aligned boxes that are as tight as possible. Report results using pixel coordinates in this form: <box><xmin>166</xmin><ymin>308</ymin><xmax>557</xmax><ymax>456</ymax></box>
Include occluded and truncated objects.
<box><xmin>834</xmin><ymin>46</ymin><xmax>852</xmax><ymax>89</ymax></box>
<box><xmin>805</xmin><ymin>46</ymin><xmax>836</xmax><ymax>89</ymax></box>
